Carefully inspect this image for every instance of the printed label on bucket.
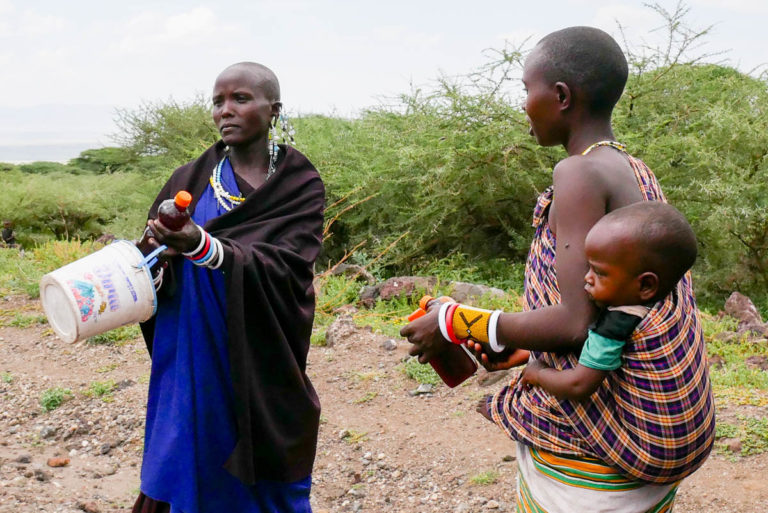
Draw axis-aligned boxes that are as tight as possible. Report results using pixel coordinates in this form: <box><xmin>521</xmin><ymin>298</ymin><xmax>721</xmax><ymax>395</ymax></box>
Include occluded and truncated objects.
<box><xmin>41</xmin><ymin>240</ymin><xmax>157</xmax><ymax>343</ymax></box>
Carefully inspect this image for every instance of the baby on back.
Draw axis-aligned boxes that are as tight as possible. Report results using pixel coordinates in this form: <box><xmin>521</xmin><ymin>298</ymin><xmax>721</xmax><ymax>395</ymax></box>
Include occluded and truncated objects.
<box><xmin>521</xmin><ymin>201</ymin><xmax>697</xmax><ymax>400</ymax></box>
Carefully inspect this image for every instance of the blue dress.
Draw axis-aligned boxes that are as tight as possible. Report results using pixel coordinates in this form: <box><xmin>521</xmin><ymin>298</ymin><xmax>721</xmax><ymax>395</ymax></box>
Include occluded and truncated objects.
<box><xmin>141</xmin><ymin>157</ymin><xmax>312</xmax><ymax>513</ymax></box>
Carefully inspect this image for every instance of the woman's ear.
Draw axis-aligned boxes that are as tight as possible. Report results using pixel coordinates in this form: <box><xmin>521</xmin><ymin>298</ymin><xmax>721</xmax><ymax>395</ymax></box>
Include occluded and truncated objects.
<box><xmin>637</xmin><ymin>272</ymin><xmax>659</xmax><ymax>302</ymax></box>
<box><xmin>271</xmin><ymin>101</ymin><xmax>283</xmax><ymax>121</ymax></box>
<box><xmin>554</xmin><ymin>82</ymin><xmax>571</xmax><ymax>111</ymax></box>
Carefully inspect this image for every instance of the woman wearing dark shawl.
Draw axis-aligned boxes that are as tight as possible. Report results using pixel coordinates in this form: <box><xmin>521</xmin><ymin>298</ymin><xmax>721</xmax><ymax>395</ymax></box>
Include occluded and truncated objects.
<box><xmin>132</xmin><ymin>62</ymin><xmax>324</xmax><ymax>513</ymax></box>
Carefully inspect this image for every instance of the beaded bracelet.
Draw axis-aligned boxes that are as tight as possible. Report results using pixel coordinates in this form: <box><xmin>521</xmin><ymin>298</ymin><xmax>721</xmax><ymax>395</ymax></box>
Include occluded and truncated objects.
<box><xmin>152</xmin><ymin>267</ymin><xmax>164</xmax><ymax>291</ymax></box>
<box><xmin>488</xmin><ymin>310</ymin><xmax>504</xmax><ymax>353</ymax></box>
<box><xmin>184</xmin><ymin>225</ymin><xmax>207</xmax><ymax>256</ymax></box>
<box><xmin>438</xmin><ymin>301</ymin><xmax>453</xmax><ymax>342</ymax></box>
<box><xmin>450</xmin><ymin>304</ymin><xmax>494</xmax><ymax>344</ymax></box>
<box><xmin>182</xmin><ymin>225</ymin><xmax>224</xmax><ymax>270</ymax></box>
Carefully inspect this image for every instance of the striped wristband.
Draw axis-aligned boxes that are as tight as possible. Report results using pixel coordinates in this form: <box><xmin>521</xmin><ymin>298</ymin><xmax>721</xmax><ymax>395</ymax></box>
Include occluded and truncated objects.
<box><xmin>438</xmin><ymin>301</ymin><xmax>453</xmax><ymax>342</ymax></box>
<box><xmin>183</xmin><ymin>225</ymin><xmax>224</xmax><ymax>270</ymax></box>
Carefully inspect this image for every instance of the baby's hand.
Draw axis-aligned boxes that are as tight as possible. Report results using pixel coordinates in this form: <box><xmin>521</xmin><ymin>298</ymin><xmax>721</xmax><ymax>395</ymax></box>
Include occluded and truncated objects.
<box><xmin>466</xmin><ymin>340</ymin><xmax>530</xmax><ymax>371</ymax></box>
<box><xmin>520</xmin><ymin>358</ymin><xmax>549</xmax><ymax>387</ymax></box>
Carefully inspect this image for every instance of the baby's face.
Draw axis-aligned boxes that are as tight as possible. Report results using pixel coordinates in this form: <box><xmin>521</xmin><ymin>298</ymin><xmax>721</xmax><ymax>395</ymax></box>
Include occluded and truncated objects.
<box><xmin>583</xmin><ymin>229</ymin><xmax>643</xmax><ymax>307</ymax></box>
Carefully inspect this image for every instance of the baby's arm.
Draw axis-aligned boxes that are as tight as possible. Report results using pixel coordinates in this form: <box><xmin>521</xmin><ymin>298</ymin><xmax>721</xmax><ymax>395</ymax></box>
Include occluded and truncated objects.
<box><xmin>521</xmin><ymin>359</ymin><xmax>608</xmax><ymax>402</ymax></box>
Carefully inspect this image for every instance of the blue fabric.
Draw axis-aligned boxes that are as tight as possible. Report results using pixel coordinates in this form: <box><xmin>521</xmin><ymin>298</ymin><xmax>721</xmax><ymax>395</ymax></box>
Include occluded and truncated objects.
<box><xmin>141</xmin><ymin>157</ymin><xmax>312</xmax><ymax>513</ymax></box>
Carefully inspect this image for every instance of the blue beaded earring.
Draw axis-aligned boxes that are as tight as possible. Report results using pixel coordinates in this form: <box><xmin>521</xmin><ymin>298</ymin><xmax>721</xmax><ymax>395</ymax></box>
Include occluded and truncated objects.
<box><xmin>267</xmin><ymin>115</ymin><xmax>278</xmax><ymax>179</ymax></box>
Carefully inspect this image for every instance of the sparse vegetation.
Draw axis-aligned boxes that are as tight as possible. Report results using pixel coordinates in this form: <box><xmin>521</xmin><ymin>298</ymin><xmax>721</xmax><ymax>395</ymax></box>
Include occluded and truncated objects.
<box><xmin>86</xmin><ymin>380</ymin><xmax>116</xmax><ymax>401</ymax></box>
<box><xmin>402</xmin><ymin>356</ymin><xmax>441</xmax><ymax>386</ymax></box>
<box><xmin>469</xmin><ymin>470</ymin><xmax>499</xmax><ymax>485</ymax></box>
<box><xmin>40</xmin><ymin>387</ymin><xmax>73</xmax><ymax>412</ymax></box>
<box><xmin>87</xmin><ymin>324</ymin><xmax>142</xmax><ymax>345</ymax></box>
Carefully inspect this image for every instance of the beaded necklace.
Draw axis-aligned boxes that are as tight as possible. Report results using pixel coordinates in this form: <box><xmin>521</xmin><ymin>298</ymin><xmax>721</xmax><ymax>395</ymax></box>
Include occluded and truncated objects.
<box><xmin>209</xmin><ymin>156</ymin><xmax>245</xmax><ymax>212</ymax></box>
<box><xmin>581</xmin><ymin>140</ymin><xmax>627</xmax><ymax>155</ymax></box>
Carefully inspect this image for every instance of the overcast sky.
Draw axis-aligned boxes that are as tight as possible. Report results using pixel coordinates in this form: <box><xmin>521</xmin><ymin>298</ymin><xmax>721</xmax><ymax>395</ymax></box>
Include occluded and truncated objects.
<box><xmin>0</xmin><ymin>0</ymin><xmax>763</xmax><ymax>162</ymax></box>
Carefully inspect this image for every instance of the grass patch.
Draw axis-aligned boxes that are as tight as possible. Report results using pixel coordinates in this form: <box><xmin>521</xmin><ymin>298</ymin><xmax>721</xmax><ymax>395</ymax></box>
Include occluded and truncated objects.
<box><xmin>351</xmin><ymin>371</ymin><xmax>382</xmax><ymax>382</ymax></box>
<box><xmin>354</xmin><ymin>391</ymin><xmax>378</xmax><ymax>404</ymax></box>
<box><xmin>85</xmin><ymin>380</ymin><xmax>116</xmax><ymax>402</ymax></box>
<box><xmin>310</xmin><ymin>330</ymin><xmax>327</xmax><ymax>346</ymax></box>
<box><xmin>341</xmin><ymin>429</ymin><xmax>368</xmax><ymax>444</ymax></box>
<box><xmin>716</xmin><ymin>416</ymin><xmax>768</xmax><ymax>456</ymax></box>
<box><xmin>701</xmin><ymin>310</ymin><xmax>768</xmax><ymax>402</ymax></box>
<box><xmin>96</xmin><ymin>363</ymin><xmax>119</xmax><ymax>374</ymax></box>
<box><xmin>40</xmin><ymin>387</ymin><xmax>73</xmax><ymax>412</ymax></box>
<box><xmin>0</xmin><ymin>241</ymin><xmax>104</xmax><ymax>298</ymax></box>
<box><xmin>469</xmin><ymin>470</ymin><xmax>499</xmax><ymax>485</ymax></box>
<box><xmin>0</xmin><ymin>312</ymin><xmax>47</xmax><ymax>328</ymax></box>
<box><xmin>1</xmin><ymin>372</ymin><xmax>12</xmax><ymax>383</ymax></box>
<box><xmin>315</xmin><ymin>274</ymin><xmax>363</xmax><ymax>320</ymax></box>
<box><xmin>402</xmin><ymin>357</ymin><xmax>441</xmax><ymax>386</ymax></box>
<box><xmin>87</xmin><ymin>324</ymin><xmax>141</xmax><ymax>345</ymax></box>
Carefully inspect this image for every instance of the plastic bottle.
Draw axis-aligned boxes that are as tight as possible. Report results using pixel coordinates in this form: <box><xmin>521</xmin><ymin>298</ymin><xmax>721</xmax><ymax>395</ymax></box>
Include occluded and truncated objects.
<box><xmin>136</xmin><ymin>190</ymin><xmax>192</xmax><ymax>256</ymax></box>
<box><xmin>157</xmin><ymin>190</ymin><xmax>192</xmax><ymax>230</ymax></box>
<box><xmin>408</xmin><ymin>295</ymin><xmax>478</xmax><ymax>388</ymax></box>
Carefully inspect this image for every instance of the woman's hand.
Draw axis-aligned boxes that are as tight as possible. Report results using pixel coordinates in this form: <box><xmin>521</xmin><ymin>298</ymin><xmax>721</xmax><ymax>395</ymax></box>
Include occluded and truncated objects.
<box><xmin>400</xmin><ymin>307</ymin><xmax>450</xmax><ymax>364</ymax></box>
<box><xmin>147</xmin><ymin>218</ymin><xmax>202</xmax><ymax>257</ymax></box>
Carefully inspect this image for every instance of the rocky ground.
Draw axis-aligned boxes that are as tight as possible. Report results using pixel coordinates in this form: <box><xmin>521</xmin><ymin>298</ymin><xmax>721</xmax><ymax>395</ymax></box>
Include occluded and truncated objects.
<box><xmin>1</xmin><ymin>294</ymin><xmax>768</xmax><ymax>512</ymax></box>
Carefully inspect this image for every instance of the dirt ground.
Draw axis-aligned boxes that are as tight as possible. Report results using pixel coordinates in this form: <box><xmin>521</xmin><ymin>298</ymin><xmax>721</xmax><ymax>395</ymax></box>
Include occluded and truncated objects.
<box><xmin>1</xmin><ymin>295</ymin><xmax>767</xmax><ymax>512</ymax></box>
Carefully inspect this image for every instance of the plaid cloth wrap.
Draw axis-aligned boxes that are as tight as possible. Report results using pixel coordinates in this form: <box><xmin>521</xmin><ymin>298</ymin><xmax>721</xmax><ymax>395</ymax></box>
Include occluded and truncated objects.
<box><xmin>490</xmin><ymin>154</ymin><xmax>715</xmax><ymax>484</ymax></box>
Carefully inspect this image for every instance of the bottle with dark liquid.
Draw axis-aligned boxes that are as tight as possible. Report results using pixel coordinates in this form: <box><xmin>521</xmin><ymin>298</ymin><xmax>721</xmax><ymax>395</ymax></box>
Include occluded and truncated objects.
<box><xmin>408</xmin><ymin>296</ymin><xmax>478</xmax><ymax>388</ymax></box>
<box><xmin>157</xmin><ymin>190</ymin><xmax>192</xmax><ymax>230</ymax></box>
<box><xmin>136</xmin><ymin>191</ymin><xmax>193</xmax><ymax>256</ymax></box>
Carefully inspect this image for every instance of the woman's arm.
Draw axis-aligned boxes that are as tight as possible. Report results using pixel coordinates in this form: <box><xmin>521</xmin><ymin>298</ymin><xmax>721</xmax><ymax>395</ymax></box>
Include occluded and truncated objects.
<box><xmin>402</xmin><ymin>157</ymin><xmax>607</xmax><ymax>362</ymax></box>
<box><xmin>494</xmin><ymin>157</ymin><xmax>605</xmax><ymax>352</ymax></box>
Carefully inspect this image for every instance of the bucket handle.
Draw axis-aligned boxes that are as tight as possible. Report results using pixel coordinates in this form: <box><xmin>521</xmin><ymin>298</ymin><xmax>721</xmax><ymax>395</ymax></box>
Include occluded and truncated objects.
<box><xmin>135</xmin><ymin>244</ymin><xmax>168</xmax><ymax>271</ymax></box>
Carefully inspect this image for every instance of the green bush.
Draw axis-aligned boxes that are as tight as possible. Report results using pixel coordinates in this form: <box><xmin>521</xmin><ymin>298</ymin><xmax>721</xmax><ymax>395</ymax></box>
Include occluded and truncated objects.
<box><xmin>68</xmin><ymin>147</ymin><xmax>139</xmax><ymax>174</ymax></box>
<box><xmin>0</xmin><ymin>168</ymin><xmax>160</xmax><ymax>246</ymax></box>
<box><xmin>613</xmin><ymin>63</ymin><xmax>768</xmax><ymax>311</ymax></box>
<box><xmin>0</xmin><ymin>240</ymin><xmax>105</xmax><ymax>297</ymax></box>
<box><xmin>114</xmin><ymin>95</ymin><xmax>219</xmax><ymax>169</ymax></box>
<box><xmin>18</xmin><ymin>161</ymin><xmax>71</xmax><ymax>174</ymax></box>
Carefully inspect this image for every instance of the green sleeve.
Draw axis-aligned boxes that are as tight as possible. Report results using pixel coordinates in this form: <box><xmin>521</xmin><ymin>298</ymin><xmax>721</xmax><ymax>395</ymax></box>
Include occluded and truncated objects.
<box><xmin>578</xmin><ymin>330</ymin><xmax>625</xmax><ymax>371</ymax></box>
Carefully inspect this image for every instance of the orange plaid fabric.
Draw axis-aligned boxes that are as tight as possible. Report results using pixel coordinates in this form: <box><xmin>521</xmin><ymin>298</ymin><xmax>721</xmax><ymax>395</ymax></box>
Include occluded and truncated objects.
<box><xmin>490</xmin><ymin>151</ymin><xmax>715</xmax><ymax>484</ymax></box>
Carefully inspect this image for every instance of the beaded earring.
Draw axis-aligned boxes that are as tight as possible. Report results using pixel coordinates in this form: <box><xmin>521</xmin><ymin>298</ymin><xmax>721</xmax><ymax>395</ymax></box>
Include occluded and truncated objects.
<box><xmin>267</xmin><ymin>115</ymin><xmax>278</xmax><ymax>179</ymax></box>
<box><xmin>265</xmin><ymin>110</ymin><xmax>297</xmax><ymax>180</ymax></box>
<box><xmin>279</xmin><ymin>112</ymin><xmax>296</xmax><ymax>146</ymax></box>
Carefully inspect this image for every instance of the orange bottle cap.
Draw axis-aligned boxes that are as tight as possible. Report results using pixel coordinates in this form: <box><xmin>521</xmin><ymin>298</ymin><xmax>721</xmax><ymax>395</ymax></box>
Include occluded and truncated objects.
<box><xmin>174</xmin><ymin>190</ymin><xmax>192</xmax><ymax>208</ymax></box>
<box><xmin>418</xmin><ymin>295</ymin><xmax>435</xmax><ymax>311</ymax></box>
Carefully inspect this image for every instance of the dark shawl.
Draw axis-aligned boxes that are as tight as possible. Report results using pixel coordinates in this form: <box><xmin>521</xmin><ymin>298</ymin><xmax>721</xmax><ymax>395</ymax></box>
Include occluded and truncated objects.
<box><xmin>140</xmin><ymin>141</ymin><xmax>324</xmax><ymax>484</ymax></box>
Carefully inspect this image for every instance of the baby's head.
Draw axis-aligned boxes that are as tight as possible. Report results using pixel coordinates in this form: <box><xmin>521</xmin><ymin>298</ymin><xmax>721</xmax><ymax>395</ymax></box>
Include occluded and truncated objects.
<box><xmin>584</xmin><ymin>202</ymin><xmax>696</xmax><ymax>307</ymax></box>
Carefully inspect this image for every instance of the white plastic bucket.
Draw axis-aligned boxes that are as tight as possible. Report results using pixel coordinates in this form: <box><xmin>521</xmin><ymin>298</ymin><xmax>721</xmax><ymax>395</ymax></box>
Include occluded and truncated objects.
<box><xmin>39</xmin><ymin>240</ymin><xmax>157</xmax><ymax>343</ymax></box>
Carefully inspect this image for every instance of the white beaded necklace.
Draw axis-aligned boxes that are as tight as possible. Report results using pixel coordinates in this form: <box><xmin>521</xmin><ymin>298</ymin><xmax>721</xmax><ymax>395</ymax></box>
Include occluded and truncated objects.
<box><xmin>209</xmin><ymin>157</ymin><xmax>244</xmax><ymax>212</ymax></box>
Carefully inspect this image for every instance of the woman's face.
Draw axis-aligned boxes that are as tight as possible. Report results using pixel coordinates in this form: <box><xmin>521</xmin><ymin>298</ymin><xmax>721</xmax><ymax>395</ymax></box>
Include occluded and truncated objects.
<box><xmin>212</xmin><ymin>68</ymin><xmax>276</xmax><ymax>148</ymax></box>
<box><xmin>521</xmin><ymin>47</ymin><xmax>562</xmax><ymax>147</ymax></box>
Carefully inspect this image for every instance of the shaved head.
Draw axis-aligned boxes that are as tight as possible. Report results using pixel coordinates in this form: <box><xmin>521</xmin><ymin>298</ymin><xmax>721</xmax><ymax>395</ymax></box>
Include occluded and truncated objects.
<box><xmin>219</xmin><ymin>62</ymin><xmax>281</xmax><ymax>103</ymax></box>
<box><xmin>534</xmin><ymin>26</ymin><xmax>628</xmax><ymax>116</ymax></box>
